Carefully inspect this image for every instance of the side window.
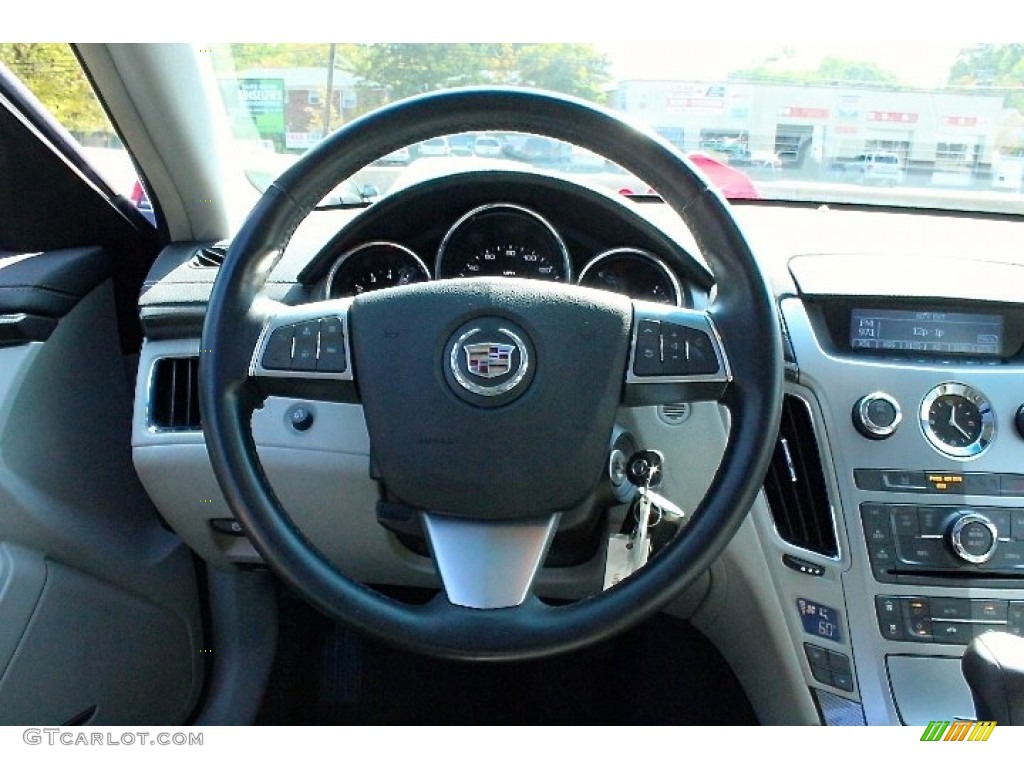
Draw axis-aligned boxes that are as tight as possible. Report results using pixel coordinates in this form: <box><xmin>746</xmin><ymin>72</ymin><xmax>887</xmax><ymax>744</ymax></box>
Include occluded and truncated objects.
<box><xmin>0</xmin><ymin>43</ymin><xmax>155</xmax><ymax>226</ymax></box>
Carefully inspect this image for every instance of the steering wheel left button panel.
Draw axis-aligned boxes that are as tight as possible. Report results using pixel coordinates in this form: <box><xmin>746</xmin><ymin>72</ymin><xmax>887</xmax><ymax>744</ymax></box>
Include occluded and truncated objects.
<box><xmin>251</xmin><ymin>299</ymin><xmax>356</xmax><ymax>385</ymax></box>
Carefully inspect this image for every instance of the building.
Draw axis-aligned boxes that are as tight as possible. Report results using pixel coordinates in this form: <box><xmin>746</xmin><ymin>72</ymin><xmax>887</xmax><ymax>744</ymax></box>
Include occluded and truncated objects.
<box><xmin>611</xmin><ymin>80</ymin><xmax>1007</xmax><ymax>178</ymax></box>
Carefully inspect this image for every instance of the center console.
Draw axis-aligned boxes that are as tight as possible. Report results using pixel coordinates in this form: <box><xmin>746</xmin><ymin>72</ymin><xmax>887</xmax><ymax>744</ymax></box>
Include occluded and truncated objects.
<box><xmin>757</xmin><ymin>253</ymin><xmax>1024</xmax><ymax>726</ymax></box>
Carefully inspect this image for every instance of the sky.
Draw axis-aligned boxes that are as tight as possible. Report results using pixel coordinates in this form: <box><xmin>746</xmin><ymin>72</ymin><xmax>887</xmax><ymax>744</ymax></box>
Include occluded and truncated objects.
<box><xmin>603</xmin><ymin>43</ymin><xmax>966</xmax><ymax>88</ymax></box>
<box><xmin>11</xmin><ymin>0</ymin><xmax>1024</xmax><ymax>46</ymax></box>
<box><xmin>4</xmin><ymin>0</ymin><xmax>1018</xmax><ymax>95</ymax></box>
<box><xmin>4</xmin><ymin>0</ymin><xmax>1023</xmax><ymax>92</ymax></box>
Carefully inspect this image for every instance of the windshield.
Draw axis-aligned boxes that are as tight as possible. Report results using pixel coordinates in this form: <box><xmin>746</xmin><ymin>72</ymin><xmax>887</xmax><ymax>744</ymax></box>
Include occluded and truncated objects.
<box><xmin>207</xmin><ymin>43</ymin><xmax>1024</xmax><ymax>214</ymax></box>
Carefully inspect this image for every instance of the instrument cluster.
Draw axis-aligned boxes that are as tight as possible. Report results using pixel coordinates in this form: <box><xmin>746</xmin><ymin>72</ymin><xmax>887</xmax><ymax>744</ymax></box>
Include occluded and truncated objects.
<box><xmin>324</xmin><ymin>201</ymin><xmax>687</xmax><ymax>306</ymax></box>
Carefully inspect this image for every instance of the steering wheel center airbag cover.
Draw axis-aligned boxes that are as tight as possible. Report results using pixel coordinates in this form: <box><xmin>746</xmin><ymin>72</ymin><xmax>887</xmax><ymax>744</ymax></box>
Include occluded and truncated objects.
<box><xmin>350</xmin><ymin>277</ymin><xmax>632</xmax><ymax>520</ymax></box>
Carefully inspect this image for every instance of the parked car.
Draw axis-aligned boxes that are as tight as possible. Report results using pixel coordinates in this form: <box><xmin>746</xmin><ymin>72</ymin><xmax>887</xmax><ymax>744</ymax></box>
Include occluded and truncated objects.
<box><xmin>446</xmin><ymin>132</ymin><xmax>477</xmax><ymax>156</ymax></box>
<box><xmin>473</xmin><ymin>135</ymin><xmax>504</xmax><ymax>157</ymax></box>
<box><xmin>130</xmin><ymin>179</ymin><xmax>157</xmax><ymax>225</ymax></box>
<box><xmin>374</xmin><ymin>145</ymin><xmax>412</xmax><ymax>165</ymax></box>
<box><xmin>842</xmin><ymin>151</ymin><xmax>905</xmax><ymax>185</ymax></box>
<box><xmin>321</xmin><ymin>178</ymin><xmax>380</xmax><ymax>205</ymax></box>
<box><xmin>416</xmin><ymin>136</ymin><xmax>450</xmax><ymax>157</ymax></box>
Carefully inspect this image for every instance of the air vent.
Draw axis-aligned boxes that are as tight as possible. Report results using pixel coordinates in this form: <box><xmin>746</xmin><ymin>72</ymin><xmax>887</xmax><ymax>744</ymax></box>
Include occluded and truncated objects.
<box><xmin>657</xmin><ymin>402</ymin><xmax>691</xmax><ymax>426</ymax></box>
<box><xmin>189</xmin><ymin>241</ymin><xmax>229</xmax><ymax>268</ymax></box>
<box><xmin>149</xmin><ymin>357</ymin><xmax>201</xmax><ymax>430</ymax></box>
<box><xmin>763</xmin><ymin>395</ymin><xmax>838</xmax><ymax>558</ymax></box>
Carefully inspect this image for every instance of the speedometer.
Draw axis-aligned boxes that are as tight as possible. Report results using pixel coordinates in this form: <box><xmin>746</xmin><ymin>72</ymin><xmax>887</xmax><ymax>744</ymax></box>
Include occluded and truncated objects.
<box><xmin>435</xmin><ymin>203</ymin><xmax>571</xmax><ymax>282</ymax></box>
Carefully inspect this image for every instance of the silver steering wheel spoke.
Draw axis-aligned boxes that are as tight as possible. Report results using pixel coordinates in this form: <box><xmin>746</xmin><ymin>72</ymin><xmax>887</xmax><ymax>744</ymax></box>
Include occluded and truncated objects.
<box><xmin>623</xmin><ymin>300</ymin><xmax>732</xmax><ymax>406</ymax></box>
<box><xmin>422</xmin><ymin>513</ymin><xmax>561</xmax><ymax>609</ymax></box>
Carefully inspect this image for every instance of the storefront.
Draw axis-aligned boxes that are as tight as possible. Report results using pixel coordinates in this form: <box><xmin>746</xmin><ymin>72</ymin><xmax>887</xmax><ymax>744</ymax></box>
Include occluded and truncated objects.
<box><xmin>612</xmin><ymin>80</ymin><xmax>1005</xmax><ymax>175</ymax></box>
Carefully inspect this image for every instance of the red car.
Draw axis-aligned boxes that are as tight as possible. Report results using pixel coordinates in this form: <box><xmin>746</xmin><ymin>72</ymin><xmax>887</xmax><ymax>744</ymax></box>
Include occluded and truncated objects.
<box><xmin>604</xmin><ymin>152</ymin><xmax>760</xmax><ymax>200</ymax></box>
<box><xmin>685</xmin><ymin>151</ymin><xmax>761</xmax><ymax>200</ymax></box>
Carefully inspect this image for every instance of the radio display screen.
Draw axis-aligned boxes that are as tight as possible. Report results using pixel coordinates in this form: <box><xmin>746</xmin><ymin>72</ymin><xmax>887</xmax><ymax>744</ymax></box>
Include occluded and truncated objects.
<box><xmin>850</xmin><ymin>308</ymin><xmax>1004</xmax><ymax>356</ymax></box>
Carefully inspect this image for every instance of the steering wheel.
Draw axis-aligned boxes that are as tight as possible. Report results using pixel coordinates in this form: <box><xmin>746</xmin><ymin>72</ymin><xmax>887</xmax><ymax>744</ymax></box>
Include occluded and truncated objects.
<box><xmin>199</xmin><ymin>88</ymin><xmax>782</xmax><ymax>661</ymax></box>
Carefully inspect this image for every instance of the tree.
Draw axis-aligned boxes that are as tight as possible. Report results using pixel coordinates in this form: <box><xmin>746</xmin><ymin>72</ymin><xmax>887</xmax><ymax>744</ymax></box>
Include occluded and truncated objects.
<box><xmin>228</xmin><ymin>43</ymin><xmax>612</xmax><ymax>105</ymax></box>
<box><xmin>948</xmin><ymin>44</ymin><xmax>1024</xmax><ymax>109</ymax></box>
<box><xmin>515</xmin><ymin>44</ymin><xmax>611</xmax><ymax>103</ymax></box>
<box><xmin>347</xmin><ymin>44</ymin><xmax>492</xmax><ymax>100</ymax></box>
<box><xmin>730</xmin><ymin>52</ymin><xmax>903</xmax><ymax>86</ymax></box>
<box><xmin>0</xmin><ymin>44</ymin><xmax>111</xmax><ymax>137</ymax></box>
<box><xmin>212</xmin><ymin>43</ymin><xmax>614</xmax><ymax>134</ymax></box>
<box><xmin>816</xmin><ymin>56</ymin><xmax>903</xmax><ymax>85</ymax></box>
<box><xmin>227</xmin><ymin>44</ymin><xmax>331</xmax><ymax>70</ymax></box>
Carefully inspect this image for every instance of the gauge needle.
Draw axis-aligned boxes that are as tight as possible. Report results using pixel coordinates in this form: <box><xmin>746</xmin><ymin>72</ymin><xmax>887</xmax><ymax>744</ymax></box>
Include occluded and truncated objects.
<box><xmin>949</xmin><ymin>405</ymin><xmax>973</xmax><ymax>441</ymax></box>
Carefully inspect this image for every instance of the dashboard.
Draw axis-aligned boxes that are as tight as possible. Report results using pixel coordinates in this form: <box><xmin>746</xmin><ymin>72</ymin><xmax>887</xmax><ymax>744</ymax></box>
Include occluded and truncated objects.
<box><xmin>132</xmin><ymin>173</ymin><xmax>1024</xmax><ymax>727</ymax></box>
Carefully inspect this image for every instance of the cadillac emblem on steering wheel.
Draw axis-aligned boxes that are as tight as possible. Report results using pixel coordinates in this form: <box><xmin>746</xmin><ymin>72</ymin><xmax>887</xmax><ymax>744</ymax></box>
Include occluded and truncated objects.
<box><xmin>465</xmin><ymin>342</ymin><xmax>515</xmax><ymax>379</ymax></box>
<box><xmin>447</xmin><ymin>323</ymin><xmax>532</xmax><ymax>403</ymax></box>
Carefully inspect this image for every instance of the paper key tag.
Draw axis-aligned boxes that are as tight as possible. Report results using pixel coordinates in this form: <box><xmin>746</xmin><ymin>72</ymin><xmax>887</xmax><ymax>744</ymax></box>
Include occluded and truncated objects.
<box><xmin>603</xmin><ymin>533</ymin><xmax>636</xmax><ymax>590</ymax></box>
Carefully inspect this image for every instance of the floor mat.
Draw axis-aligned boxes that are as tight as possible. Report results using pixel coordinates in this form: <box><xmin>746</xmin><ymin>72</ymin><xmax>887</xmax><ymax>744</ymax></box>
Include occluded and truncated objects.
<box><xmin>256</xmin><ymin>589</ymin><xmax>759</xmax><ymax>725</ymax></box>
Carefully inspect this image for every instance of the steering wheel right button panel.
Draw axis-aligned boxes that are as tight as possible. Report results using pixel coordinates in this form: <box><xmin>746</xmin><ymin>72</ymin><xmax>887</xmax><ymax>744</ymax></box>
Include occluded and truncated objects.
<box><xmin>625</xmin><ymin>303</ymin><xmax>731</xmax><ymax>405</ymax></box>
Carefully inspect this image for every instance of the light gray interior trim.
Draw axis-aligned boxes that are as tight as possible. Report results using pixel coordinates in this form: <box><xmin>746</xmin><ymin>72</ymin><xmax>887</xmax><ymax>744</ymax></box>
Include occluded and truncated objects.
<box><xmin>617</xmin><ymin>400</ymin><xmax>821</xmax><ymax>724</ymax></box>
<box><xmin>747</xmin><ymin>385</ymin><xmax>861</xmax><ymax>712</ymax></box>
<box><xmin>887</xmin><ymin>655</ymin><xmax>976</xmax><ymax>725</ymax></box>
<box><xmin>790</xmin><ymin>253</ymin><xmax>1024</xmax><ymax>303</ymax></box>
<box><xmin>132</xmin><ymin>338</ymin><xmax>204</xmax><ymax>447</ymax></box>
<box><xmin>695</xmin><ymin>514</ymin><xmax>823</xmax><ymax>725</ymax></box>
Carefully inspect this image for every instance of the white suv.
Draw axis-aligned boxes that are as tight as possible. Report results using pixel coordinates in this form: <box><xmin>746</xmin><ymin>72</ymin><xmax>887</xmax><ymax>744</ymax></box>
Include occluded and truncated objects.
<box><xmin>846</xmin><ymin>151</ymin><xmax>904</xmax><ymax>186</ymax></box>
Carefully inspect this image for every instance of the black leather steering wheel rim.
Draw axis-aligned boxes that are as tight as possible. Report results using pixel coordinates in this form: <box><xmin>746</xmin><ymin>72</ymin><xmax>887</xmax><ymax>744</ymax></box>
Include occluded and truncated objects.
<box><xmin>199</xmin><ymin>88</ymin><xmax>783</xmax><ymax>661</ymax></box>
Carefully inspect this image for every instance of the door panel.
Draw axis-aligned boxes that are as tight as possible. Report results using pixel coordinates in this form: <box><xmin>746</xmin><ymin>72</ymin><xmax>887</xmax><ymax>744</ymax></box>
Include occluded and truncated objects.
<box><xmin>0</xmin><ymin>260</ymin><xmax>203</xmax><ymax>724</ymax></box>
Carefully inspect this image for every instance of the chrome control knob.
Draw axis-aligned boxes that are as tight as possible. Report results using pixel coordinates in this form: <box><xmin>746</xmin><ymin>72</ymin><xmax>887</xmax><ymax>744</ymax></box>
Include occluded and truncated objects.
<box><xmin>853</xmin><ymin>392</ymin><xmax>902</xmax><ymax>439</ymax></box>
<box><xmin>949</xmin><ymin>513</ymin><xmax>998</xmax><ymax>564</ymax></box>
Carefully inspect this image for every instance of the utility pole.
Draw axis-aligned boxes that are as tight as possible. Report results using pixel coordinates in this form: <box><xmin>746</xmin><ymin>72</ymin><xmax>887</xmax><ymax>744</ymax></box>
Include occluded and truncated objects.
<box><xmin>322</xmin><ymin>43</ymin><xmax>337</xmax><ymax>138</ymax></box>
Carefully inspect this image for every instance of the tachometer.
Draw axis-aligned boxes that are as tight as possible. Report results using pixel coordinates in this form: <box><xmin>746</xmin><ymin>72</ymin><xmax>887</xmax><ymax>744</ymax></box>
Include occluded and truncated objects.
<box><xmin>325</xmin><ymin>241</ymin><xmax>430</xmax><ymax>298</ymax></box>
<box><xmin>435</xmin><ymin>203</ymin><xmax>571</xmax><ymax>282</ymax></box>
<box><xmin>577</xmin><ymin>248</ymin><xmax>683</xmax><ymax>305</ymax></box>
